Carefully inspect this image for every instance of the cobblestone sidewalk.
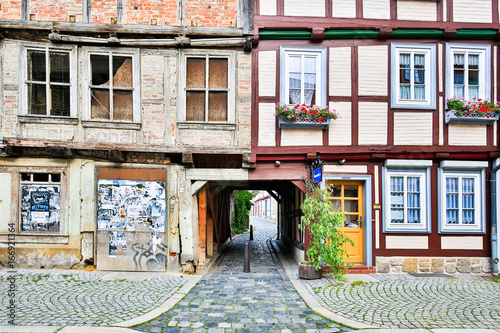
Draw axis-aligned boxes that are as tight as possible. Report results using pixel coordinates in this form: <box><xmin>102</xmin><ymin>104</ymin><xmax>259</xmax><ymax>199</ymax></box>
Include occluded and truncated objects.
<box><xmin>302</xmin><ymin>272</ymin><xmax>500</xmax><ymax>329</ymax></box>
<box><xmin>134</xmin><ymin>217</ymin><xmax>344</xmax><ymax>332</ymax></box>
<box><xmin>0</xmin><ymin>269</ymin><xmax>187</xmax><ymax>326</ymax></box>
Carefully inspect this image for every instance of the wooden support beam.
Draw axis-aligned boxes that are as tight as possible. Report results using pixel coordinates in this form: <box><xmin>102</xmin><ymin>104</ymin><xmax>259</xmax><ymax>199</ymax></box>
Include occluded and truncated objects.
<box><xmin>292</xmin><ymin>180</ymin><xmax>308</xmax><ymax>194</ymax></box>
<box><xmin>267</xmin><ymin>190</ymin><xmax>281</xmax><ymax>203</ymax></box>
<box><xmin>109</xmin><ymin>150</ymin><xmax>126</xmax><ymax>163</ymax></box>
<box><xmin>191</xmin><ymin>181</ymin><xmax>207</xmax><ymax>196</ymax></box>
<box><xmin>198</xmin><ymin>186</ymin><xmax>207</xmax><ymax>266</ymax></box>
<box><xmin>182</xmin><ymin>152</ymin><xmax>194</xmax><ymax>165</ymax></box>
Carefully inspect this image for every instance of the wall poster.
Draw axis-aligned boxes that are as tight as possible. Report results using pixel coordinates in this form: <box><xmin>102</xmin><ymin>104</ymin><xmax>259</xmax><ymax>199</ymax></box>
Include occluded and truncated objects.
<box><xmin>21</xmin><ymin>185</ymin><xmax>61</xmax><ymax>232</ymax></box>
<box><xmin>96</xmin><ymin>179</ymin><xmax>167</xmax><ymax>271</ymax></box>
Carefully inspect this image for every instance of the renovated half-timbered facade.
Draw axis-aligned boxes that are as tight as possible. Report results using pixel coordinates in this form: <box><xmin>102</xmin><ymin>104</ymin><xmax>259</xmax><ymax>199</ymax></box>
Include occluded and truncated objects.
<box><xmin>0</xmin><ymin>0</ymin><xmax>253</xmax><ymax>272</ymax></box>
<box><xmin>251</xmin><ymin>0</ymin><xmax>500</xmax><ymax>273</ymax></box>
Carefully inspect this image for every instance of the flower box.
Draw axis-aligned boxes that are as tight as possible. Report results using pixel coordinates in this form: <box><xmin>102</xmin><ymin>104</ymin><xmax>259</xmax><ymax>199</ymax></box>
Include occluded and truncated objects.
<box><xmin>279</xmin><ymin>117</ymin><xmax>331</xmax><ymax>129</ymax></box>
<box><xmin>445</xmin><ymin>111</ymin><xmax>499</xmax><ymax>125</ymax></box>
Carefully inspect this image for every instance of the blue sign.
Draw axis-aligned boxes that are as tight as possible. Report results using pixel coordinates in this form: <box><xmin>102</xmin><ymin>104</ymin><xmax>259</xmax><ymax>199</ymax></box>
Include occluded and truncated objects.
<box><xmin>313</xmin><ymin>167</ymin><xmax>322</xmax><ymax>183</ymax></box>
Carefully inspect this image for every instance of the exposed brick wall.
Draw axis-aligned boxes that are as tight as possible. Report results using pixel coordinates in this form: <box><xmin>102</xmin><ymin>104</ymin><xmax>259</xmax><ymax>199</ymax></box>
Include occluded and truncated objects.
<box><xmin>30</xmin><ymin>0</ymin><xmax>83</xmax><ymax>22</ymax></box>
<box><xmin>91</xmin><ymin>0</ymin><xmax>117</xmax><ymax>24</ymax></box>
<box><xmin>0</xmin><ymin>0</ymin><xmax>22</xmax><ymax>20</ymax></box>
<box><xmin>126</xmin><ymin>0</ymin><xmax>177</xmax><ymax>25</ymax></box>
<box><xmin>179</xmin><ymin>129</ymin><xmax>234</xmax><ymax>146</ymax></box>
<box><xmin>185</xmin><ymin>0</ymin><xmax>237</xmax><ymax>27</ymax></box>
<box><xmin>85</xmin><ymin>128</ymin><xmax>137</xmax><ymax>144</ymax></box>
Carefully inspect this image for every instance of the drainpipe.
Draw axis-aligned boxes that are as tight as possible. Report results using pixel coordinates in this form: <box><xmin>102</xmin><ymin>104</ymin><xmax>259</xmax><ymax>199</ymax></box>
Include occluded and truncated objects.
<box><xmin>490</xmin><ymin>159</ymin><xmax>500</xmax><ymax>273</ymax></box>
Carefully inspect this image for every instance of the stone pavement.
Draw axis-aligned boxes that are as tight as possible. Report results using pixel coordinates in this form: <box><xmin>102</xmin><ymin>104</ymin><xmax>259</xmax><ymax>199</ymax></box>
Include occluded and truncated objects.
<box><xmin>133</xmin><ymin>217</ymin><xmax>344</xmax><ymax>332</ymax></box>
<box><xmin>0</xmin><ymin>269</ymin><xmax>187</xmax><ymax>326</ymax></box>
<box><xmin>302</xmin><ymin>272</ymin><xmax>500</xmax><ymax>330</ymax></box>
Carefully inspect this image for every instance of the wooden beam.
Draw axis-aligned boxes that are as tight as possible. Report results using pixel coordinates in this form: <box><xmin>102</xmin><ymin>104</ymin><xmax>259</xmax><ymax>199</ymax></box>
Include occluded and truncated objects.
<box><xmin>109</xmin><ymin>150</ymin><xmax>126</xmax><ymax>163</ymax></box>
<box><xmin>292</xmin><ymin>180</ymin><xmax>307</xmax><ymax>194</ymax></box>
<box><xmin>83</xmin><ymin>0</ymin><xmax>91</xmax><ymax>23</ymax></box>
<box><xmin>182</xmin><ymin>152</ymin><xmax>194</xmax><ymax>165</ymax></box>
<box><xmin>191</xmin><ymin>181</ymin><xmax>208</xmax><ymax>196</ymax></box>
<box><xmin>198</xmin><ymin>186</ymin><xmax>207</xmax><ymax>266</ymax></box>
<box><xmin>267</xmin><ymin>190</ymin><xmax>281</xmax><ymax>203</ymax></box>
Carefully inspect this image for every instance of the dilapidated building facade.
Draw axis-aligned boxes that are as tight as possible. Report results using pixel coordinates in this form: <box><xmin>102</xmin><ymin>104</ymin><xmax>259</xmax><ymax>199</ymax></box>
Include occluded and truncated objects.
<box><xmin>0</xmin><ymin>0</ymin><xmax>253</xmax><ymax>272</ymax></box>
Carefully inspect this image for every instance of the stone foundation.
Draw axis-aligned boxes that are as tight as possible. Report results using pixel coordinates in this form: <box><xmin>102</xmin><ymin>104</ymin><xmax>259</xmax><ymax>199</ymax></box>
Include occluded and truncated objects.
<box><xmin>376</xmin><ymin>257</ymin><xmax>492</xmax><ymax>274</ymax></box>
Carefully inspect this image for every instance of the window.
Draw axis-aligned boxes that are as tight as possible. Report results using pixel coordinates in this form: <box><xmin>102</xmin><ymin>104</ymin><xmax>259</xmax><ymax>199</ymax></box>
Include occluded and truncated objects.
<box><xmin>383</xmin><ymin>160</ymin><xmax>431</xmax><ymax>233</ymax></box>
<box><xmin>438</xmin><ymin>161</ymin><xmax>486</xmax><ymax>234</ymax></box>
<box><xmin>445</xmin><ymin>43</ymin><xmax>490</xmax><ymax>102</ymax></box>
<box><xmin>20</xmin><ymin>173</ymin><xmax>61</xmax><ymax>233</ymax></box>
<box><xmin>280</xmin><ymin>46</ymin><xmax>327</xmax><ymax>106</ymax></box>
<box><xmin>83</xmin><ymin>48</ymin><xmax>140</xmax><ymax>122</ymax></box>
<box><xmin>23</xmin><ymin>45</ymin><xmax>76</xmax><ymax>117</ymax></box>
<box><xmin>185</xmin><ymin>56</ymin><xmax>230</xmax><ymax>122</ymax></box>
<box><xmin>391</xmin><ymin>43</ymin><xmax>436</xmax><ymax>109</ymax></box>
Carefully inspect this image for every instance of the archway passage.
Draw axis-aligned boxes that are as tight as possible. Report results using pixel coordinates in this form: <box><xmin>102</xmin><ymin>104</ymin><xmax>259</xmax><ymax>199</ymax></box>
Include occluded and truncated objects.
<box><xmin>134</xmin><ymin>216</ymin><xmax>341</xmax><ymax>332</ymax></box>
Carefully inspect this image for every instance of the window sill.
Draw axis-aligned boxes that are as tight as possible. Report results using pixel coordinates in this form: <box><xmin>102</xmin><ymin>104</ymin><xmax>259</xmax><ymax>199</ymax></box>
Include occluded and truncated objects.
<box><xmin>82</xmin><ymin>120</ymin><xmax>142</xmax><ymax>130</ymax></box>
<box><xmin>438</xmin><ymin>228</ymin><xmax>485</xmax><ymax>235</ymax></box>
<box><xmin>18</xmin><ymin>115</ymin><xmax>79</xmax><ymax>125</ymax></box>
<box><xmin>177</xmin><ymin>122</ymin><xmax>236</xmax><ymax>131</ymax></box>
<box><xmin>445</xmin><ymin>111</ymin><xmax>499</xmax><ymax>125</ymax></box>
<box><xmin>0</xmin><ymin>233</ymin><xmax>69</xmax><ymax>245</ymax></box>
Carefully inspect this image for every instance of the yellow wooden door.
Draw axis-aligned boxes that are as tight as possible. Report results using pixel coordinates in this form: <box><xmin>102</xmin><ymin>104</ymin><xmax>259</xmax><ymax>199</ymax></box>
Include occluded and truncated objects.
<box><xmin>327</xmin><ymin>180</ymin><xmax>364</xmax><ymax>263</ymax></box>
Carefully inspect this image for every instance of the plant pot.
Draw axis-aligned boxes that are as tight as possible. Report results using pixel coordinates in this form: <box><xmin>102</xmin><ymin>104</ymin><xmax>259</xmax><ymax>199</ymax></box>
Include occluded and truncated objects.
<box><xmin>298</xmin><ymin>262</ymin><xmax>323</xmax><ymax>279</ymax></box>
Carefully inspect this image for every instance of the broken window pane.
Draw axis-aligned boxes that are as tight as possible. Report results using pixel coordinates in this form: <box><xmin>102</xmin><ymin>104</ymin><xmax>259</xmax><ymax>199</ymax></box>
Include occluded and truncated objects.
<box><xmin>113</xmin><ymin>57</ymin><xmax>132</xmax><ymax>87</ymax></box>
<box><xmin>28</xmin><ymin>51</ymin><xmax>46</xmax><ymax>82</ymax></box>
<box><xmin>209</xmin><ymin>58</ymin><xmax>228</xmax><ymax>89</ymax></box>
<box><xmin>21</xmin><ymin>173</ymin><xmax>31</xmax><ymax>181</ymax></box>
<box><xmin>33</xmin><ymin>173</ymin><xmax>49</xmax><ymax>182</ymax></box>
<box><xmin>113</xmin><ymin>90</ymin><xmax>133</xmax><ymax>121</ymax></box>
<box><xmin>186</xmin><ymin>91</ymin><xmax>205</xmax><ymax>121</ymax></box>
<box><xmin>51</xmin><ymin>174</ymin><xmax>61</xmax><ymax>182</ymax></box>
<box><xmin>91</xmin><ymin>88</ymin><xmax>110</xmax><ymax>120</ymax></box>
<box><xmin>208</xmin><ymin>92</ymin><xmax>227</xmax><ymax>121</ymax></box>
<box><xmin>50</xmin><ymin>52</ymin><xmax>70</xmax><ymax>83</ymax></box>
<box><xmin>187</xmin><ymin>58</ymin><xmax>206</xmax><ymax>88</ymax></box>
<box><xmin>28</xmin><ymin>83</ymin><xmax>46</xmax><ymax>115</ymax></box>
<box><xmin>50</xmin><ymin>85</ymin><xmax>70</xmax><ymax>116</ymax></box>
<box><xmin>91</xmin><ymin>54</ymin><xmax>110</xmax><ymax>86</ymax></box>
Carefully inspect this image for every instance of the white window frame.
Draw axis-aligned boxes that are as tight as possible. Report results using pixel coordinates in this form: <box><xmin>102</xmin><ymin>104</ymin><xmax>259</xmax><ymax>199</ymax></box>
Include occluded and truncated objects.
<box><xmin>82</xmin><ymin>47</ymin><xmax>140</xmax><ymax>123</ymax></box>
<box><xmin>445</xmin><ymin>43</ymin><xmax>491</xmax><ymax>102</ymax></box>
<box><xmin>390</xmin><ymin>43</ymin><xmax>436</xmax><ymax>110</ymax></box>
<box><xmin>179</xmin><ymin>50</ymin><xmax>236</xmax><ymax>124</ymax></box>
<box><xmin>280</xmin><ymin>46</ymin><xmax>327</xmax><ymax>106</ymax></box>
<box><xmin>383</xmin><ymin>160</ymin><xmax>432</xmax><ymax>233</ymax></box>
<box><xmin>20</xmin><ymin>44</ymin><xmax>77</xmax><ymax>117</ymax></box>
<box><xmin>438</xmin><ymin>161</ymin><xmax>487</xmax><ymax>234</ymax></box>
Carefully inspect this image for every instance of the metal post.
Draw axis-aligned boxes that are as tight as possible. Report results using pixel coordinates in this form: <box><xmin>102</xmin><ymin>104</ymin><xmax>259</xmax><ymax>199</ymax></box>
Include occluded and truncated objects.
<box><xmin>243</xmin><ymin>242</ymin><xmax>250</xmax><ymax>273</ymax></box>
<box><xmin>250</xmin><ymin>225</ymin><xmax>253</xmax><ymax>241</ymax></box>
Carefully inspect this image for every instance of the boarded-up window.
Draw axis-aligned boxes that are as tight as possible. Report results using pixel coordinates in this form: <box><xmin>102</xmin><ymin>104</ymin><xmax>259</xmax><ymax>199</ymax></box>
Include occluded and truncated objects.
<box><xmin>20</xmin><ymin>173</ymin><xmax>61</xmax><ymax>233</ymax></box>
<box><xmin>186</xmin><ymin>56</ymin><xmax>228</xmax><ymax>122</ymax></box>
<box><xmin>26</xmin><ymin>49</ymin><xmax>71</xmax><ymax>116</ymax></box>
<box><xmin>90</xmin><ymin>53</ymin><xmax>134</xmax><ymax>121</ymax></box>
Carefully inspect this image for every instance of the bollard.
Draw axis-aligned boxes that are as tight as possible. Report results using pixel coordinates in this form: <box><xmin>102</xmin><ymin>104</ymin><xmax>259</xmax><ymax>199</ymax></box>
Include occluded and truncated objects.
<box><xmin>244</xmin><ymin>241</ymin><xmax>250</xmax><ymax>273</ymax></box>
<box><xmin>250</xmin><ymin>225</ymin><xmax>253</xmax><ymax>241</ymax></box>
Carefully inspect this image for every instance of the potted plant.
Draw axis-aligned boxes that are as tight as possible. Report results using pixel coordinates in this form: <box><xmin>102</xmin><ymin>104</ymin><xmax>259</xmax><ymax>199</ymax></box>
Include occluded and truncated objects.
<box><xmin>275</xmin><ymin>103</ymin><xmax>339</xmax><ymax>129</ymax></box>
<box><xmin>445</xmin><ymin>96</ymin><xmax>500</xmax><ymax>125</ymax></box>
<box><xmin>298</xmin><ymin>185</ymin><xmax>353</xmax><ymax>280</ymax></box>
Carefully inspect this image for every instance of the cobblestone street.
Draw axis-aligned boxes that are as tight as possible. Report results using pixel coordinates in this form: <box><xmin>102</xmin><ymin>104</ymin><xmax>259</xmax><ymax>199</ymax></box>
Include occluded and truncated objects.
<box><xmin>134</xmin><ymin>217</ymin><xmax>343</xmax><ymax>332</ymax></box>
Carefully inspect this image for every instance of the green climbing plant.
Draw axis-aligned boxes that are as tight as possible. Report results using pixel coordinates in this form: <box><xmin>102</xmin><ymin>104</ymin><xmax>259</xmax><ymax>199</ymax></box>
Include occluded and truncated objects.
<box><xmin>231</xmin><ymin>190</ymin><xmax>254</xmax><ymax>234</ymax></box>
<box><xmin>299</xmin><ymin>185</ymin><xmax>354</xmax><ymax>280</ymax></box>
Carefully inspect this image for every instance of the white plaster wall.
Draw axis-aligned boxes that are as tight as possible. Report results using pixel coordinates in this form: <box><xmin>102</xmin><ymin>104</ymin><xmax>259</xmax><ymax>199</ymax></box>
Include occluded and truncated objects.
<box><xmin>448</xmin><ymin>124</ymin><xmax>487</xmax><ymax>146</ymax></box>
<box><xmin>441</xmin><ymin>237</ymin><xmax>483</xmax><ymax>250</ymax></box>
<box><xmin>0</xmin><ymin>173</ymin><xmax>12</xmax><ymax>233</ymax></box>
<box><xmin>329</xmin><ymin>47</ymin><xmax>351</xmax><ymax>96</ymax></box>
<box><xmin>358</xmin><ymin>45</ymin><xmax>388</xmax><ymax>96</ymax></box>
<box><xmin>332</xmin><ymin>0</ymin><xmax>356</xmax><ymax>18</ymax></box>
<box><xmin>393</xmin><ymin>112</ymin><xmax>433</xmax><ymax>145</ymax></box>
<box><xmin>284</xmin><ymin>0</ymin><xmax>325</xmax><ymax>16</ymax></box>
<box><xmin>281</xmin><ymin>128</ymin><xmax>323</xmax><ymax>146</ymax></box>
<box><xmin>324</xmin><ymin>165</ymin><xmax>367</xmax><ymax>173</ymax></box>
<box><xmin>453</xmin><ymin>0</ymin><xmax>492</xmax><ymax>23</ymax></box>
<box><xmin>329</xmin><ymin>101</ymin><xmax>351</xmax><ymax>145</ymax></box>
<box><xmin>259</xmin><ymin>51</ymin><xmax>277</xmax><ymax>97</ymax></box>
<box><xmin>258</xmin><ymin>103</ymin><xmax>276</xmax><ymax>146</ymax></box>
<box><xmin>363</xmin><ymin>0</ymin><xmax>390</xmax><ymax>20</ymax></box>
<box><xmin>260</xmin><ymin>0</ymin><xmax>277</xmax><ymax>15</ymax></box>
<box><xmin>358</xmin><ymin>102</ymin><xmax>388</xmax><ymax>145</ymax></box>
<box><xmin>386</xmin><ymin>236</ymin><xmax>429</xmax><ymax>249</ymax></box>
<box><xmin>397</xmin><ymin>0</ymin><xmax>437</xmax><ymax>21</ymax></box>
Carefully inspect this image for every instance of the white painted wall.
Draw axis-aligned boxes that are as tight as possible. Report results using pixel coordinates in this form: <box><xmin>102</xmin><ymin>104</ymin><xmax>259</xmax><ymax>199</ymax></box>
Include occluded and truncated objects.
<box><xmin>329</xmin><ymin>47</ymin><xmax>351</xmax><ymax>96</ymax></box>
<box><xmin>397</xmin><ymin>0</ymin><xmax>437</xmax><ymax>21</ymax></box>
<box><xmin>260</xmin><ymin>0</ymin><xmax>277</xmax><ymax>15</ymax></box>
<box><xmin>386</xmin><ymin>236</ymin><xmax>429</xmax><ymax>249</ymax></box>
<box><xmin>281</xmin><ymin>128</ymin><xmax>323</xmax><ymax>146</ymax></box>
<box><xmin>441</xmin><ymin>237</ymin><xmax>483</xmax><ymax>250</ymax></box>
<box><xmin>448</xmin><ymin>124</ymin><xmax>487</xmax><ymax>146</ymax></box>
<box><xmin>329</xmin><ymin>101</ymin><xmax>351</xmax><ymax>145</ymax></box>
<box><xmin>453</xmin><ymin>0</ymin><xmax>492</xmax><ymax>23</ymax></box>
<box><xmin>358</xmin><ymin>102</ymin><xmax>388</xmax><ymax>145</ymax></box>
<box><xmin>363</xmin><ymin>0</ymin><xmax>390</xmax><ymax>20</ymax></box>
<box><xmin>284</xmin><ymin>0</ymin><xmax>325</xmax><ymax>16</ymax></box>
<box><xmin>259</xmin><ymin>51</ymin><xmax>277</xmax><ymax>97</ymax></box>
<box><xmin>0</xmin><ymin>173</ymin><xmax>12</xmax><ymax>233</ymax></box>
<box><xmin>393</xmin><ymin>112</ymin><xmax>433</xmax><ymax>145</ymax></box>
<box><xmin>332</xmin><ymin>0</ymin><xmax>356</xmax><ymax>18</ymax></box>
<box><xmin>358</xmin><ymin>45</ymin><xmax>388</xmax><ymax>96</ymax></box>
<box><xmin>258</xmin><ymin>103</ymin><xmax>276</xmax><ymax>146</ymax></box>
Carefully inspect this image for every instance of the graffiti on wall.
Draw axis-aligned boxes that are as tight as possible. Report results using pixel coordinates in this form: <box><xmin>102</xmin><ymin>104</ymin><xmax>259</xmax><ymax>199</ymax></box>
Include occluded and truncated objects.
<box><xmin>21</xmin><ymin>185</ymin><xmax>61</xmax><ymax>232</ymax></box>
<box><xmin>96</xmin><ymin>179</ymin><xmax>166</xmax><ymax>271</ymax></box>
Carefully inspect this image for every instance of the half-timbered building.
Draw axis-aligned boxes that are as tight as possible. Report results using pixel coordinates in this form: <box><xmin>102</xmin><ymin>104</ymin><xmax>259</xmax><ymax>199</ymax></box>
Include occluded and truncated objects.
<box><xmin>251</xmin><ymin>0</ymin><xmax>500</xmax><ymax>274</ymax></box>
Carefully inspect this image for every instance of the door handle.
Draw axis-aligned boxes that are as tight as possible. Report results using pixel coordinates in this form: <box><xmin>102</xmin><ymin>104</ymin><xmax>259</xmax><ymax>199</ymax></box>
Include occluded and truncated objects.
<box><xmin>358</xmin><ymin>216</ymin><xmax>363</xmax><ymax>228</ymax></box>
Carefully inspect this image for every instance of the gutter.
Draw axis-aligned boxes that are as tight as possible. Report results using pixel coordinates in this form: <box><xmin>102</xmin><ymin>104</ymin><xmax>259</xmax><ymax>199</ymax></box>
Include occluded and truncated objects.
<box><xmin>491</xmin><ymin>159</ymin><xmax>500</xmax><ymax>273</ymax></box>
